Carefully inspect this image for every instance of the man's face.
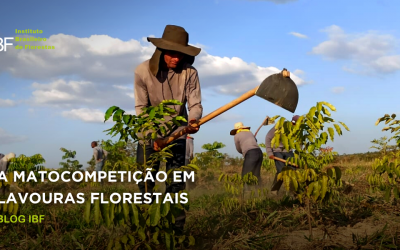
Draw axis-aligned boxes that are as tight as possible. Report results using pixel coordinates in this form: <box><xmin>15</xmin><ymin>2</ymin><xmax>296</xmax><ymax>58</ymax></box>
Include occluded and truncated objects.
<box><xmin>163</xmin><ymin>50</ymin><xmax>184</xmax><ymax>69</ymax></box>
<box><xmin>91</xmin><ymin>143</ymin><xmax>95</xmax><ymax>148</ymax></box>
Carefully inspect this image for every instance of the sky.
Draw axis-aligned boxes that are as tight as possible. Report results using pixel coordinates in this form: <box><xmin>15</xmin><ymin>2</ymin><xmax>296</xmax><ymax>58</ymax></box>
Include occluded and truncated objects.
<box><xmin>0</xmin><ymin>0</ymin><xmax>399</xmax><ymax>168</ymax></box>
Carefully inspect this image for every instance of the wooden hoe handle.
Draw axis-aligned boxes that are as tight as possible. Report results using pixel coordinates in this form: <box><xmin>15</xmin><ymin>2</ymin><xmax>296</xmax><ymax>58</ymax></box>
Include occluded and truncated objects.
<box><xmin>273</xmin><ymin>156</ymin><xmax>298</xmax><ymax>168</ymax></box>
<box><xmin>156</xmin><ymin>86</ymin><xmax>259</xmax><ymax>149</ymax></box>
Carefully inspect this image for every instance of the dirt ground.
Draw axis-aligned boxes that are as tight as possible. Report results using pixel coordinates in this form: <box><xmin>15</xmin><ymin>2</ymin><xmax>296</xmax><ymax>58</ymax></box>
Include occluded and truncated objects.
<box><xmin>278</xmin><ymin>213</ymin><xmax>400</xmax><ymax>249</ymax></box>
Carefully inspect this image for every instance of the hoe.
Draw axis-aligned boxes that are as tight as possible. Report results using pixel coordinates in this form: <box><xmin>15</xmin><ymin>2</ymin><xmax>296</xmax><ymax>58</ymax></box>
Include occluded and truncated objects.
<box><xmin>154</xmin><ymin>68</ymin><xmax>299</xmax><ymax>151</ymax></box>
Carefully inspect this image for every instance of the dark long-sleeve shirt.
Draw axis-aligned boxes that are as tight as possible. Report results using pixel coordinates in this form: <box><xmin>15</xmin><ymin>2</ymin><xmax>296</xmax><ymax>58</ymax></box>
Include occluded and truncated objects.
<box><xmin>134</xmin><ymin>60</ymin><xmax>203</xmax><ymax>141</ymax></box>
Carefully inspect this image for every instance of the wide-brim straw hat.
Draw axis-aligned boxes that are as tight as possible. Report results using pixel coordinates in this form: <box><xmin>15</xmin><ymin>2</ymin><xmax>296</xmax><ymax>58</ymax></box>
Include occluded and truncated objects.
<box><xmin>230</xmin><ymin>122</ymin><xmax>251</xmax><ymax>136</ymax></box>
<box><xmin>147</xmin><ymin>25</ymin><xmax>201</xmax><ymax>57</ymax></box>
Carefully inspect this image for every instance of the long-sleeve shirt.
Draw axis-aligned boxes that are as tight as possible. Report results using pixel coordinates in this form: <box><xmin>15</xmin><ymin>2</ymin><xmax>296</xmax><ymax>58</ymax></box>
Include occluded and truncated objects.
<box><xmin>93</xmin><ymin>146</ymin><xmax>108</xmax><ymax>163</ymax></box>
<box><xmin>234</xmin><ymin>131</ymin><xmax>260</xmax><ymax>157</ymax></box>
<box><xmin>134</xmin><ymin>60</ymin><xmax>203</xmax><ymax>142</ymax></box>
<box><xmin>265</xmin><ymin>126</ymin><xmax>289</xmax><ymax>157</ymax></box>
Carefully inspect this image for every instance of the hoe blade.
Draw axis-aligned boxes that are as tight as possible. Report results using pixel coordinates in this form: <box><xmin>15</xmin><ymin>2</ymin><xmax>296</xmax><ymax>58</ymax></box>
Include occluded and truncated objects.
<box><xmin>255</xmin><ymin>71</ymin><xmax>299</xmax><ymax>113</ymax></box>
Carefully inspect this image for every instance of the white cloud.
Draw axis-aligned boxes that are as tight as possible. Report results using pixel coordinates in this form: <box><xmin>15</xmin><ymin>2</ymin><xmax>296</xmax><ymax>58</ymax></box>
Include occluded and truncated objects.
<box><xmin>2</xmin><ymin>33</ymin><xmax>307</xmax><ymax>116</ymax></box>
<box><xmin>0</xmin><ymin>99</ymin><xmax>17</xmax><ymax>107</ymax></box>
<box><xmin>289</xmin><ymin>32</ymin><xmax>308</xmax><ymax>39</ymax></box>
<box><xmin>371</xmin><ymin>55</ymin><xmax>400</xmax><ymax>73</ymax></box>
<box><xmin>311</xmin><ymin>25</ymin><xmax>400</xmax><ymax>74</ymax></box>
<box><xmin>62</xmin><ymin>108</ymin><xmax>135</xmax><ymax>123</ymax></box>
<box><xmin>196</xmin><ymin>52</ymin><xmax>306</xmax><ymax>95</ymax></box>
<box><xmin>61</xmin><ymin>108</ymin><xmax>109</xmax><ymax>123</ymax></box>
<box><xmin>1</xmin><ymin>34</ymin><xmax>154</xmax><ymax>84</ymax></box>
<box><xmin>293</xmin><ymin>69</ymin><xmax>305</xmax><ymax>76</ymax></box>
<box><xmin>29</xmin><ymin>79</ymin><xmax>134</xmax><ymax>109</ymax></box>
<box><xmin>0</xmin><ymin>128</ymin><xmax>28</xmax><ymax>145</ymax></box>
<box><xmin>331</xmin><ymin>86</ymin><xmax>345</xmax><ymax>94</ymax></box>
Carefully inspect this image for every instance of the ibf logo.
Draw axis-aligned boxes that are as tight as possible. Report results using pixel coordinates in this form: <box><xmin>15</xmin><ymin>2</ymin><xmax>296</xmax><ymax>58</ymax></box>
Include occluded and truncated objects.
<box><xmin>0</xmin><ymin>37</ymin><xmax>14</xmax><ymax>52</ymax></box>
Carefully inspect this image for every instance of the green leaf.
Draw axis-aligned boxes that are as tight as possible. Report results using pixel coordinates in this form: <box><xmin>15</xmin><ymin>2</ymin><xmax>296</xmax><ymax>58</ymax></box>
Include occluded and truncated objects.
<box><xmin>138</xmin><ymin>228</ymin><xmax>146</xmax><ymax>241</ymax></box>
<box><xmin>333</xmin><ymin>167</ymin><xmax>342</xmax><ymax>181</ymax></box>
<box><xmin>328</xmin><ymin>127</ymin><xmax>335</xmax><ymax>141</ymax></box>
<box><xmin>149</xmin><ymin>108</ymin><xmax>156</xmax><ymax>119</ymax></box>
<box><xmin>84</xmin><ymin>200</ymin><xmax>91</xmax><ymax>224</ymax></box>
<box><xmin>306</xmin><ymin>182</ymin><xmax>314</xmax><ymax>197</ymax></box>
<box><xmin>308</xmin><ymin>106</ymin><xmax>317</xmax><ymax>118</ymax></box>
<box><xmin>160</xmin><ymin>126</ymin><xmax>167</xmax><ymax>136</ymax></box>
<box><xmin>188</xmin><ymin>236</ymin><xmax>195</xmax><ymax>246</ymax></box>
<box><xmin>317</xmin><ymin>102</ymin><xmax>322</xmax><ymax>112</ymax></box>
<box><xmin>281</xmin><ymin>133</ymin><xmax>289</xmax><ymax>151</ymax></box>
<box><xmin>122</xmin><ymin>202</ymin><xmax>130</xmax><ymax>224</ymax></box>
<box><xmin>322</xmin><ymin>101</ymin><xmax>336</xmax><ymax>111</ymax></box>
<box><xmin>333</xmin><ymin>124</ymin><xmax>342</xmax><ymax>136</ymax></box>
<box><xmin>105</xmin><ymin>106</ymin><xmax>119</xmax><ymax>121</ymax></box>
<box><xmin>113</xmin><ymin>109</ymin><xmax>125</xmax><ymax>122</ymax></box>
<box><xmin>152</xmin><ymin>231</ymin><xmax>160</xmax><ymax>244</ymax></box>
<box><xmin>321</xmin><ymin>106</ymin><xmax>331</xmax><ymax>116</ymax></box>
<box><xmin>288</xmin><ymin>138</ymin><xmax>295</xmax><ymax>150</ymax></box>
<box><xmin>149</xmin><ymin>202</ymin><xmax>161</xmax><ymax>226</ymax></box>
<box><xmin>100</xmin><ymin>203</ymin><xmax>110</xmax><ymax>227</ymax></box>
<box><xmin>165</xmin><ymin>232</ymin><xmax>172</xmax><ymax>250</ymax></box>
<box><xmin>339</xmin><ymin>121</ymin><xmax>350</xmax><ymax>131</ymax></box>
<box><xmin>278</xmin><ymin>117</ymin><xmax>285</xmax><ymax>128</ymax></box>
<box><xmin>175</xmin><ymin>116</ymin><xmax>188</xmax><ymax>122</ymax></box>
<box><xmin>128</xmin><ymin>235</ymin><xmax>135</xmax><ymax>246</ymax></box>
<box><xmin>274</xmin><ymin>133</ymin><xmax>281</xmax><ymax>149</ymax></box>
<box><xmin>130</xmin><ymin>204</ymin><xmax>139</xmax><ymax>226</ymax></box>
<box><xmin>160</xmin><ymin>201</ymin><xmax>170</xmax><ymax>217</ymax></box>
<box><xmin>318</xmin><ymin>113</ymin><xmax>324</xmax><ymax>124</ymax></box>
<box><xmin>121</xmin><ymin>235</ymin><xmax>128</xmax><ymax>244</ymax></box>
<box><xmin>122</xmin><ymin>115</ymin><xmax>131</xmax><ymax>124</ymax></box>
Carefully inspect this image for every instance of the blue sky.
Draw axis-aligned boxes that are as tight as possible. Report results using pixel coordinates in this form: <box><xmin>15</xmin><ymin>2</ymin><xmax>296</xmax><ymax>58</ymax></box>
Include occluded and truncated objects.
<box><xmin>1</xmin><ymin>0</ymin><xmax>399</xmax><ymax>168</ymax></box>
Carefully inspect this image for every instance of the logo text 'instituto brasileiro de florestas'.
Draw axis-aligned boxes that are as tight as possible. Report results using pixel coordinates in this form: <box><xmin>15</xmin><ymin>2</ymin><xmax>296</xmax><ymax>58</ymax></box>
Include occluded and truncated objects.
<box><xmin>14</xmin><ymin>29</ymin><xmax>55</xmax><ymax>50</ymax></box>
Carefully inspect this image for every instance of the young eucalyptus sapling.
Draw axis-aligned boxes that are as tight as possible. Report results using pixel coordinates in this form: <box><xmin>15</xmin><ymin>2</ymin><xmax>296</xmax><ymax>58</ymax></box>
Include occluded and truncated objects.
<box><xmin>367</xmin><ymin>114</ymin><xmax>400</xmax><ymax>202</ymax></box>
<box><xmin>100</xmin><ymin>99</ymin><xmax>198</xmax><ymax>249</ymax></box>
<box><xmin>8</xmin><ymin>154</ymin><xmax>46</xmax><ymax>188</ymax></box>
<box><xmin>271</xmin><ymin>101</ymin><xmax>349</xmax><ymax>237</ymax></box>
<box><xmin>59</xmin><ymin>148</ymin><xmax>83</xmax><ymax>172</ymax></box>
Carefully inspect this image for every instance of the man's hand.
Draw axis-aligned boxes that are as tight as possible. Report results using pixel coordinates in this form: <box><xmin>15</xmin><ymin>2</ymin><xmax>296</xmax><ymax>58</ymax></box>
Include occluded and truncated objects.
<box><xmin>153</xmin><ymin>138</ymin><xmax>166</xmax><ymax>151</ymax></box>
<box><xmin>186</xmin><ymin>119</ymin><xmax>200</xmax><ymax>134</ymax></box>
<box><xmin>269</xmin><ymin>155</ymin><xmax>275</xmax><ymax>160</ymax></box>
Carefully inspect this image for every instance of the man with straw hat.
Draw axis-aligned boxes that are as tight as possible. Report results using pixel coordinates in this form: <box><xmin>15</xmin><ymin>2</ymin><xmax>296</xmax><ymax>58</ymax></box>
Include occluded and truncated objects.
<box><xmin>266</xmin><ymin>115</ymin><xmax>300</xmax><ymax>195</ymax></box>
<box><xmin>230</xmin><ymin>122</ymin><xmax>263</xmax><ymax>187</ymax></box>
<box><xmin>134</xmin><ymin>25</ymin><xmax>203</xmax><ymax>233</ymax></box>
